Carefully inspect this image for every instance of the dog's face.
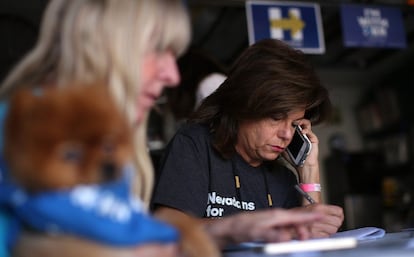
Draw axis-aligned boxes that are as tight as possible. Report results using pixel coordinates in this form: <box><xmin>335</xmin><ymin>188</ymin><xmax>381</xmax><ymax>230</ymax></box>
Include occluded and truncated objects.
<box><xmin>4</xmin><ymin>85</ymin><xmax>133</xmax><ymax>192</ymax></box>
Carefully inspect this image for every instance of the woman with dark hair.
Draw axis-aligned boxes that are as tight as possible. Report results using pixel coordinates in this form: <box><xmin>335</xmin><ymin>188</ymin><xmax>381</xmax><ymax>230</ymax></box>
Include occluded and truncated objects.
<box><xmin>152</xmin><ymin>38</ymin><xmax>344</xmax><ymax>247</ymax></box>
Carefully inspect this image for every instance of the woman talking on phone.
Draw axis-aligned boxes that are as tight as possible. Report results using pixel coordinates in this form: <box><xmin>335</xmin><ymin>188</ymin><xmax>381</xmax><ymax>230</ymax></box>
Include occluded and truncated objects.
<box><xmin>151</xmin><ymin>39</ymin><xmax>344</xmax><ymax>245</ymax></box>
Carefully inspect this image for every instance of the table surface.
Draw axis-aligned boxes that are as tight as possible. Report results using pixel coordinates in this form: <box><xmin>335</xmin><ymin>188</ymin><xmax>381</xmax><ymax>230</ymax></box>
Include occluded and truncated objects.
<box><xmin>223</xmin><ymin>231</ymin><xmax>414</xmax><ymax>257</ymax></box>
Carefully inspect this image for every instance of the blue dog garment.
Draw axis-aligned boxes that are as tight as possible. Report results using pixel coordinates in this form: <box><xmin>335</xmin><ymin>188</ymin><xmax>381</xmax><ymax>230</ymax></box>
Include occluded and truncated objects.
<box><xmin>0</xmin><ymin>161</ymin><xmax>179</xmax><ymax>247</ymax></box>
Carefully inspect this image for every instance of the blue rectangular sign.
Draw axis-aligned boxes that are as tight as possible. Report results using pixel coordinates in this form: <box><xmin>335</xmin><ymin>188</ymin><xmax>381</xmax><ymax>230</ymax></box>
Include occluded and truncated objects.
<box><xmin>246</xmin><ymin>1</ymin><xmax>325</xmax><ymax>54</ymax></box>
<box><xmin>341</xmin><ymin>4</ymin><xmax>406</xmax><ymax>48</ymax></box>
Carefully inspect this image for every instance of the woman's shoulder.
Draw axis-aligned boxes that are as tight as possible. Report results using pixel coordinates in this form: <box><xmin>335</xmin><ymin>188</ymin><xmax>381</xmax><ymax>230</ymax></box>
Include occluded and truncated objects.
<box><xmin>169</xmin><ymin>123</ymin><xmax>213</xmax><ymax>150</ymax></box>
<box><xmin>176</xmin><ymin>123</ymin><xmax>210</xmax><ymax>138</ymax></box>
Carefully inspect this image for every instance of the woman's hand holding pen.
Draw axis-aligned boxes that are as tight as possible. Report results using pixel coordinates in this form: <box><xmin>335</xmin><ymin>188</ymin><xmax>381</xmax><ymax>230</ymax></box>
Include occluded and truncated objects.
<box><xmin>293</xmin><ymin>183</ymin><xmax>343</xmax><ymax>238</ymax></box>
<box><xmin>296</xmin><ymin>204</ymin><xmax>344</xmax><ymax>238</ymax></box>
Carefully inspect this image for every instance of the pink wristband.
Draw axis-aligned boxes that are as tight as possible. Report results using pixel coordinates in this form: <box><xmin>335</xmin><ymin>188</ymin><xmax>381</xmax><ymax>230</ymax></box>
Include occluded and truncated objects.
<box><xmin>300</xmin><ymin>183</ymin><xmax>321</xmax><ymax>192</ymax></box>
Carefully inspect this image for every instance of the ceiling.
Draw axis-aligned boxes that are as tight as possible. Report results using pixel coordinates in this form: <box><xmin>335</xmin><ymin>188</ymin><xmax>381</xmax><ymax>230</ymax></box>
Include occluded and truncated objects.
<box><xmin>1</xmin><ymin>0</ymin><xmax>414</xmax><ymax>87</ymax></box>
<box><xmin>186</xmin><ymin>0</ymin><xmax>414</xmax><ymax>87</ymax></box>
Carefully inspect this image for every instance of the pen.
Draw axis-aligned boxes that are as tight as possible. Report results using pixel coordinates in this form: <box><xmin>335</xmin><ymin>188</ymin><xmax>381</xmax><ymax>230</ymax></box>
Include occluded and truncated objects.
<box><xmin>294</xmin><ymin>184</ymin><xmax>316</xmax><ymax>204</ymax></box>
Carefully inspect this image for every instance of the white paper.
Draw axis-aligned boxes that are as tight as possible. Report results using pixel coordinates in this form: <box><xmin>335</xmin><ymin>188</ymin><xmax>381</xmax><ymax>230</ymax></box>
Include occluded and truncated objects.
<box><xmin>331</xmin><ymin>227</ymin><xmax>386</xmax><ymax>240</ymax></box>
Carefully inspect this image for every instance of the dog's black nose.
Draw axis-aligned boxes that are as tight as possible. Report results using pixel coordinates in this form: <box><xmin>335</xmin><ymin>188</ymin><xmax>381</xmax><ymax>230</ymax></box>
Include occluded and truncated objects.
<box><xmin>102</xmin><ymin>162</ymin><xmax>117</xmax><ymax>181</ymax></box>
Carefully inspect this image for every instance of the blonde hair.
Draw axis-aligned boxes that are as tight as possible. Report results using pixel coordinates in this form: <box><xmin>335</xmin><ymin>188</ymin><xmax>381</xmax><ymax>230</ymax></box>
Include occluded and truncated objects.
<box><xmin>1</xmin><ymin>0</ymin><xmax>191</xmax><ymax>205</ymax></box>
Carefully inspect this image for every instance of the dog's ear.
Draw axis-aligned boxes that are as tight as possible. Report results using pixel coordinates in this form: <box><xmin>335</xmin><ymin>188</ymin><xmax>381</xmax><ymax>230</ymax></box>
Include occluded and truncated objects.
<box><xmin>4</xmin><ymin>89</ymin><xmax>38</xmax><ymax>146</ymax></box>
<box><xmin>8</xmin><ymin>88</ymin><xmax>37</xmax><ymax>114</ymax></box>
<box><xmin>5</xmin><ymin>88</ymin><xmax>52</xmax><ymax>136</ymax></box>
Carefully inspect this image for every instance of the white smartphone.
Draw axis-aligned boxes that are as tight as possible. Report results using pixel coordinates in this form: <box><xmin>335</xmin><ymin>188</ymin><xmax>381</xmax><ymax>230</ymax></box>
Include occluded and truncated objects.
<box><xmin>286</xmin><ymin>125</ymin><xmax>312</xmax><ymax>166</ymax></box>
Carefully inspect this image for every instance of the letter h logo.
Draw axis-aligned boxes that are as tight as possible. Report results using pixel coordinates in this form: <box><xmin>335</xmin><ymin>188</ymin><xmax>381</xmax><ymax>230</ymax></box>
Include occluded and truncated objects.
<box><xmin>268</xmin><ymin>7</ymin><xmax>305</xmax><ymax>41</ymax></box>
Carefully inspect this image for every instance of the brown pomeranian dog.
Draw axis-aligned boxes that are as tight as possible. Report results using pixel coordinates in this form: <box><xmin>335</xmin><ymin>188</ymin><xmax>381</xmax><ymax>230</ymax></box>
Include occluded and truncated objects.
<box><xmin>3</xmin><ymin>84</ymin><xmax>220</xmax><ymax>257</ymax></box>
<box><xmin>3</xmin><ymin>85</ymin><xmax>133</xmax><ymax>192</ymax></box>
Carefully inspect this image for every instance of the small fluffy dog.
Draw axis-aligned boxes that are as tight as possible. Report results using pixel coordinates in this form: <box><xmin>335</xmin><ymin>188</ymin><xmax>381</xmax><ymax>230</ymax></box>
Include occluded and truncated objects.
<box><xmin>3</xmin><ymin>84</ymin><xmax>219</xmax><ymax>257</ymax></box>
<box><xmin>4</xmin><ymin>85</ymin><xmax>132</xmax><ymax>192</ymax></box>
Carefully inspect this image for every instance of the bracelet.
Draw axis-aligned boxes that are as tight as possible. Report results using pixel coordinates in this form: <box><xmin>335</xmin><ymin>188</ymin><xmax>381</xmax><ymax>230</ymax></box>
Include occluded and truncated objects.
<box><xmin>300</xmin><ymin>183</ymin><xmax>321</xmax><ymax>192</ymax></box>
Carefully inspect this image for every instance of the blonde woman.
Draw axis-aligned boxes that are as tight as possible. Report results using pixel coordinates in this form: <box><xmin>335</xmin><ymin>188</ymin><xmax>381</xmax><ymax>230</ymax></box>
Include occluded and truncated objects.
<box><xmin>0</xmin><ymin>0</ymin><xmax>325</xmax><ymax>256</ymax></box>
<box><xmin>0</xmin><ymin>0</ymin><xmax>191</xmax><ymax>204</ymax></box>
<box><xmin>1</xmin><ymin>0</ymin><xmax>191</xmax><ymax>256</ymax></box>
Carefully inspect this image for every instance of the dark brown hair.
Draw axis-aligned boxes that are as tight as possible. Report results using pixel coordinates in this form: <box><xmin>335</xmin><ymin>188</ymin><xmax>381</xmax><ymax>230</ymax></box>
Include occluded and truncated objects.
<box><xmin>189</xmin><ymin>38</ymin><xmax>331</xmax><ymax>158</ymax></box>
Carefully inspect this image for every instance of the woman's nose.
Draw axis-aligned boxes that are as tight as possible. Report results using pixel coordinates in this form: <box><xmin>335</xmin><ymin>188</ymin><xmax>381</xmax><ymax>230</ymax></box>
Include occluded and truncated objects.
<box><xmin>159</xmin><ymin>52</ymin><xmax>180</xmax><ymax>87</ymax></box>
<box><xmin>279</xmin><ymin>124</ymin><xmax>295</xmax><ymax>140</ymax></box>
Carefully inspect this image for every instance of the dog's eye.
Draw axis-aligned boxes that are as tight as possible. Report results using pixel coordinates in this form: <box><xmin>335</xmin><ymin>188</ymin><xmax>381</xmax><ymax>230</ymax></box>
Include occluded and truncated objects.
<box><xmin>63</xmin><ymin>149</ymin><xmax>83</xmax><ymax>162</ymax></box>
<box><xmin>58</xmin><ymin>143</ymin><xmax>83</xmax><ymax>163</ymax></box>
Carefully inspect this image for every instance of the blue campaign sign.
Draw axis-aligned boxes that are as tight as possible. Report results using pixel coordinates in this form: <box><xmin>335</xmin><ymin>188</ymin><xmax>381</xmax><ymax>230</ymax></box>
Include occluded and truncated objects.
<box><xmin>246</xmin><ymin>1</ymin><xmax>325</xmax><ymax>54</ymax></box>
<box><xmin>340</xmin><ymin>4</ymin><xmax>406</xmax><ymax>48</ymax></box>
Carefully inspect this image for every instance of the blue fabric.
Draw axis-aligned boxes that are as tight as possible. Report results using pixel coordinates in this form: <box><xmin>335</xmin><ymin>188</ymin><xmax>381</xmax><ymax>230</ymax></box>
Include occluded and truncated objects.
<box><xmin>0</xmin><ymin>212</ymin><xmax>10</xmax><ymax>257</ymax></box>
<box><xmin>0</xmin><ymin>160</ymin><xmax>179</xmax><ymax>248</ymax></box>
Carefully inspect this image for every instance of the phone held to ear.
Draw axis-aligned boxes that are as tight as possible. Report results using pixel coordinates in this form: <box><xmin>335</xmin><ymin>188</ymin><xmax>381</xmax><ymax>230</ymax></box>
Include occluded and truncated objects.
<box><xmin>286</xmin><ymin>125</ymin><xmax>312</xmax><ymax>166</ymax></box>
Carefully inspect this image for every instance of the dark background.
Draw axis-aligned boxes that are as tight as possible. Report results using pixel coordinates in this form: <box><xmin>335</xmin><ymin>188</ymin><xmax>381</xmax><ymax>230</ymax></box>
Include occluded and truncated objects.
<box><xmin>2</xmin><ymin>0</ymin><xmax>414</xmax><ymax>231</ymax></box>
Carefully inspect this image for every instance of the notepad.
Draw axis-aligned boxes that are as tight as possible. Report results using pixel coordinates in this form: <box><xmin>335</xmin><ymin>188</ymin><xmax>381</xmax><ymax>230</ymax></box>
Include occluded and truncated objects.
<box><xmin>262</xmin><ymin>237</ymin><xmax>357</xmax><ymax>254</ymax></box>
<box><xmin>330</xmin><ymin>227</ymin><xmax>386</xmax><ymax>240</ymax></box>
<box><xmin>224</xmin><ymin>227</ymin><xmax>385</xmax><ymax>253</ymax></box>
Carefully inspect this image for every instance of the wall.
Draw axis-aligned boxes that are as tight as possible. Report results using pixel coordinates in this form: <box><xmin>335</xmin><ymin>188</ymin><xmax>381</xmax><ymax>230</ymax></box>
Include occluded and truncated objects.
<box><xmin>314</xmin><ymin>65</ymin><xmax>414</xmax><ymax>230</ymax></box>
<box><xmin>314</xmin><ymin>69</ymin><xmax>370</xmax><ymax>201</ymax></box>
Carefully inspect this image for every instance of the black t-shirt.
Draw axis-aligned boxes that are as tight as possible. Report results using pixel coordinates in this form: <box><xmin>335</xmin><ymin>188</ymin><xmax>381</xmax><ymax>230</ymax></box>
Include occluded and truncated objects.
<box><xmin>151</xmin><ymin>123</ymin><xmax>301</xmax><ymax>218</ymax></box>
